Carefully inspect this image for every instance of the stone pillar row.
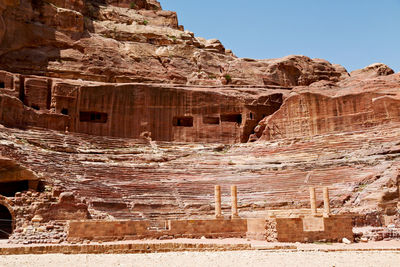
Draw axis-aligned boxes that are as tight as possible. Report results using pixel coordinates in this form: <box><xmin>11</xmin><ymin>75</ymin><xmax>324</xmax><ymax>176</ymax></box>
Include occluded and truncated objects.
<box><xmin>309</xmin><ymin>186</ymin><xmax>331</xmax><ymax>216</ymax></box>
<box><xmin>214</xmin><ymin>185</ymin><xmax>239</xmax><ymax>219</ymax></box>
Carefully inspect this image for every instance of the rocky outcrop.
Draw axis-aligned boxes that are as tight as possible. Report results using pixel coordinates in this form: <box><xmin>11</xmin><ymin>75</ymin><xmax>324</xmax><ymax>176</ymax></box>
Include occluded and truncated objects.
<box><xmin>0</xmin><ymin>0</ymin><xmax>348</xmax><ymax>86</ymax></box>
<box><xmin>350</xmin><ymin>63</ymin><xmax>395</xmax><ymax>79</ymax></box>
<box><xmin>257</xmin><ymin>69</ymin><xmax>400</xmax><ymax>141</ymax></box>
<box><xmin>0</xmin><ymin>156</ymin><xmax>37</xmax><ymax>183</ymax></box>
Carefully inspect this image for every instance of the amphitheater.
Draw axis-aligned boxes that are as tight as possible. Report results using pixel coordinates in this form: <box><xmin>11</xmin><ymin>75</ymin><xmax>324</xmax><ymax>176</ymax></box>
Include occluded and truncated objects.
<box><xmin>0</xmin><ymin>0</ymin><xmax>399</xmax><ymax>262</ymax></box>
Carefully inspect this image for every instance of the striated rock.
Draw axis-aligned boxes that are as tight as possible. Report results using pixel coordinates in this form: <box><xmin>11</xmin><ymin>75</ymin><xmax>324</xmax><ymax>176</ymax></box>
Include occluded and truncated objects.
<box><xmin>0</xmin><ymin>0</ymin><xmax>399</xmax><ymax>244</ymax></box>
<box><xmin>258</xmin><ymin>72</ymin><xmax>400</xmax><ymax>141</ymax></box>
<box><xmin>0</xmin><ymin>121</ymin><xmax>399</xmax><ymax>223</ymax></box>
<box><xmin>0</xmin><ymin>156</ymin><xmax>37</xmax><ymax>183</ymax></box>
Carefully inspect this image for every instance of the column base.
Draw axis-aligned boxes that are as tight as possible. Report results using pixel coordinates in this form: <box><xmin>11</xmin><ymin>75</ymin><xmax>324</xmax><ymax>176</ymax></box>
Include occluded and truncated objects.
<box><xmin>323</xmin><ymin>212</ymin><xmax>330</xmax><ymax>218</ymax></box>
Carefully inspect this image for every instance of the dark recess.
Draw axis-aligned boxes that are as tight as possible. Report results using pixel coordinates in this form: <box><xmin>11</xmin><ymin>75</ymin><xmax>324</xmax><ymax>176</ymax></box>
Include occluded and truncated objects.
<box><xmin>220</xmin><ymin>114</ymin><xmax>242</xmax><ymax>124</ymax></box>
<box><xmin>203</xmin><ymin>116</ymin><xmax>220</xmax><ymax>125</ymax></box>
<box><xmin>173</xmin><ymin>116</ymin><xmax>193</xmax><ymax>127</ymax></box>
<box><xmin>0</xmin><ymin>181</ymin><xmax>29</xmax><ymax>197</ymax></box>
<box><xmin>61</xmin><ymin>108</ymin><xmax>69</xmax><ymax>115</ymax></box>
<box><xmin>0</xmin><ymin>205</ymin><xmax>12</xmax><ymax>239</ymax></box>
<box><xmin>31</xmin><ymin>105</ymin><xmax>40</xmax><ymax>110</ymax></box>
<box><xmin>80</xmin><ymin>111</ymin><xmax>108</xmax><ymax>123</ymax></box>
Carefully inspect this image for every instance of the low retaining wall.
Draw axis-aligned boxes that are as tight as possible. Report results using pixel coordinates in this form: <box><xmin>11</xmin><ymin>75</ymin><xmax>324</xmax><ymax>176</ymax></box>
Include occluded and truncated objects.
<box><xmin>68</xmin><ymin>216</ymin><xmax>352</xmax><ymax>243</ymax></box>
<box><xmin>68</xmin><ymin>219</ymin><xmax>247</xmax><ymax>242</ymax></box>
<box><xmin>246</xmin><ymin>216</ymin><xmax>353</xmax><ymax>243</ymax></box>
<box><xmin>0</xmin><ymin>242</ymin><xmax>253</xmax><ymax>255</ymax></box>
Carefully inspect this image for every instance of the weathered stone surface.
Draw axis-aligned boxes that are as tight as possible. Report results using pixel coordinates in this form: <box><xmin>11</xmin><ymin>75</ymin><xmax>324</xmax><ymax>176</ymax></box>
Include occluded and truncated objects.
<box><xmin>0</xmin><ymin>69</ymin><xmax>288</xmax><ymax>143</ymax></box>
<box><xmin>0</xmin><ymin>1</ymin><xmax>348</xmax><ymax>86</ymax></box>
<box><xmin>0</xmin><ymin>122</ymin><xmax>399</xmax><ymax>224</ymax></box>
<box><xmin>0</xmin><ymin>156</ymin><xmax>37</xmax><ymax>183</ymax></box>
<box><xmin>0</xmin><ymin>0</ymin><xmax>399</xmax><ymax>245</ymax></box>
<box><xmin>258</xmin><ymin>72</ymin><xmax>400</xmax><ymax>141</ymax></box>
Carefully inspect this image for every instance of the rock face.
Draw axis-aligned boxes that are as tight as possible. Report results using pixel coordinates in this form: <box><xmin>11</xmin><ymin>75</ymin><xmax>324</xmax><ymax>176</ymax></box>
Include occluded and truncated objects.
<box><xmin>0</xmin><ymin>0</ymin><xmax>399</xmax><ymax>243</ymax></box>
<box><xmin>257</xmin><ymin>66</ymin><xmax>400</xmax><ymax>141</ymax></box>
<box><xmin>0</xmin><ymin>0</ymin><xmax>347</xmax><ymax>85</ymax></box>
<box><xmin>0</xmin><ymin>122</ymin><xmax>399</xmax><ymax>224</ymax></box>
<box><xmin>0</xmin><ymin>69</ymin><xmax>287</xmax><ymax>143</ymax></box>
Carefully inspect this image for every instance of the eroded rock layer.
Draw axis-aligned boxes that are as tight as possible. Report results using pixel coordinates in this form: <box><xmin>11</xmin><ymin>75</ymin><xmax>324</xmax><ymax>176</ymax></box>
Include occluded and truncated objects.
<box><xmin>258</xmin><ymin>70</ymin><xmax>400</xmax><ymax>141</ymax></box>
<box><xmin>0</xmin><ymin>122</ymin><xmax>399</xmax><ymax>222</ymax></box>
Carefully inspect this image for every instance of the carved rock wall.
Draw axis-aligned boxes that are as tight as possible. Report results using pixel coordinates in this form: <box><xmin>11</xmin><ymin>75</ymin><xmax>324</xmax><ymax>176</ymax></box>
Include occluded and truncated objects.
<box><xmin>259</xmin><ymin>73</ymin><xmax>400</xmax><ymax>140</ymax></box>
<box><xmin>0</xmin><ymin>69</ymin><xmax>287</xmax><ymax>143</ymax></box>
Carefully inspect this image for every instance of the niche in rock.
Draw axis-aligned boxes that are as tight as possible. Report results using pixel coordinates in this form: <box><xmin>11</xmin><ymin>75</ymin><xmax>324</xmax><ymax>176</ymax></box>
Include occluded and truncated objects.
<box><xmin>221</xmin><ymin>114</ymin><xmax>242</xmax><ymax>125</ymax></box>
<box><xmin>80</xmin><ymin>111</ymin><xmax>108</xmax><ymax>123</ymax></box>
<box><xmin>173</xmin><ymin>116</ymin><xmax>193</xmax><ymax>127</ymax></box>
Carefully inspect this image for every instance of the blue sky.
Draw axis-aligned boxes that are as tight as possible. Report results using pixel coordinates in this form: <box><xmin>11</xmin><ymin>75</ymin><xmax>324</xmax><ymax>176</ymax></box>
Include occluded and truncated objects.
<box><xmin>161</xmin><ymin>0</ymin><xmax>400</xmax><ymax>72</ymax></box>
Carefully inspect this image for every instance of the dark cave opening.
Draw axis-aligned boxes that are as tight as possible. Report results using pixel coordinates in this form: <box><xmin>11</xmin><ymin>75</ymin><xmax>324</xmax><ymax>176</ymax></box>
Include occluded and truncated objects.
<box><xmin>0</xmin><ymin>205</ymin><xmax>12</xmax><ymax>239</ymax></box>
<box><xmin>0</xmin><ymin>181</ymin><xmax>29</xmax><ymax>197</ymax></box>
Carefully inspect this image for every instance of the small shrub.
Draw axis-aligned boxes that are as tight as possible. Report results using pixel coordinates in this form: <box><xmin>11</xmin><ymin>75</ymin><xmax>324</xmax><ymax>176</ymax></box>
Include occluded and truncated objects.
<box><xmin>224</xmin><ymin>74</ymin><xmax>232</xmax><ymax>83</ymax></box>
<box><xmin>130</xmin><ymin>2</ymin><xmax>135</xmax><ymax>9</ymax></box>
<box><xmin>142</xmin><ymin>20</ymin><xmax>149</xmax><ymax>25</ymax></box>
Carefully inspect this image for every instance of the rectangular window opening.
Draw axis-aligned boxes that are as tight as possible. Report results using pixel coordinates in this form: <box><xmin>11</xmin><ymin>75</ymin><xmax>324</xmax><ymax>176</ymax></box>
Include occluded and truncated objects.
<box><xmin>80</xmin><ymin>111</ymin><xmax>108</xmax><ymax>123</ymax></box>
<box><xmin>173</xmin><ymin>116</ymin><xmax>193</xmax><ymax>127</ymax></box>
<box><xmin>0</xmin><ymin>82</ymin><xmax>5</xmax><ymax>88</ymax></box>
<box><xmin>203</xmin><ymin>116</ymin><xmax>220</xmax><ymax>125</ymax></box>
<box><xmin>220</xmin><ymin>113</ymin><xmax>242</xmax><ymax>124</ymax></box>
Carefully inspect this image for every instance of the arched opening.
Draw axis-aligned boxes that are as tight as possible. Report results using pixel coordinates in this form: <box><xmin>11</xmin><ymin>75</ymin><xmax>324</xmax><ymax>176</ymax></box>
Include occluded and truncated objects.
<box><xmin>0</xmin><ymin>205</ymin><xmax>12</xmax><ymax>239</ymax></box>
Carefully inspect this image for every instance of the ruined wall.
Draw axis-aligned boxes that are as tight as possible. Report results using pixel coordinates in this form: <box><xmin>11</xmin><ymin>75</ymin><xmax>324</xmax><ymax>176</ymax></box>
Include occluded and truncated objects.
<box><xmin>4</xmin><ymin>190</ymin><xmax>90</xmax><ymax>244</ymax></box>
<box><xmin>246</xmin><ymin>216</ymin><xmax>353</xmax><ymax>243</ymax></box>
<box><xmin>275</xmin><ymin>216</ymin><xmax>353</xmax><ymax>243</ymax></box>
<box><xmin>67</xmin><ymin>218</ymin><xmax>247</xmax><ymax>242</ymax></box>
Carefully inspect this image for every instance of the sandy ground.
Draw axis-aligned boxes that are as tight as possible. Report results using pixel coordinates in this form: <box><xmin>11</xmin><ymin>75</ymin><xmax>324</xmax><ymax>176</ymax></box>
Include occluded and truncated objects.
<box><xmin>1</xmin><ymin>240</ymin><xmax>400</xmax><ymax>267</ymax></box>
<box><xmin>0</xmin><ymin>250</ymin><xmax>400</xmax><ymax>267</ymax></box>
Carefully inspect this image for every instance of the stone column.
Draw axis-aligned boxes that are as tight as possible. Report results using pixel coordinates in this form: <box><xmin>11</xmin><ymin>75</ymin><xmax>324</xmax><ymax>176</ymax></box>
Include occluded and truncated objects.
<box><xmin>309</xmin><ymin>187</ymin><xmax>317</xmax><ymax>215</ymax></box>
<box><xmin>231</xmin><ymin>185</ymin><xmax>238</xmax><ymax>218</ymax></box>
<box><xmin>323</xmin><ymin>187</ymin><xmax>331</xmax><ymax>215</ymax></box>
<box><xmin>215</xmin><ymin>185</ymin><xmax>222</xmax><ymax>218</ymax></box>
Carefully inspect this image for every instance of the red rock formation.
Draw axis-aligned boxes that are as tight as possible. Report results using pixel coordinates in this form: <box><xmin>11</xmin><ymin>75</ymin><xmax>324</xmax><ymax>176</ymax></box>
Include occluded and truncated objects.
<box><xmin>0</xmin><ymin>122</ymin><xmax>398</xmax><ymax>224</ymax></box>
<box><xmin>0</xmin><ymin>69</ymin><xmax>287</xmax><ymax>142</ymax></box>
<box><xmin>0</xmin><ymin>0</ymin><xmax>399</xmax><ymax>244</ymax></box>
<box><xmin>0</xmin><ymin>0</ymin><xmax>348</xmax><ymax>85</ymax></box>
<box><xmin>258</xmin><ymin>66</ymin><xmax>400</xmax><ymax>141</ymax></box>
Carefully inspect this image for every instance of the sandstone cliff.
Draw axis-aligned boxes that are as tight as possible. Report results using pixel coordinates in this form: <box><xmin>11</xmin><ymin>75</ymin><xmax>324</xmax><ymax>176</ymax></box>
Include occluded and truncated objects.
<box><xmin>0</xmin><ymin>0</ymin><xmax>399</xmax><ymax>243</ymax></box>
<box><xmin>256</xmin><ymin>64</ymin><xmax>400</xmax><ymax>141</ymax></box>
<box><xmin>0</xmin><ymin>0</ymin><xmax>347</xmax><ymax>85</ymax></box>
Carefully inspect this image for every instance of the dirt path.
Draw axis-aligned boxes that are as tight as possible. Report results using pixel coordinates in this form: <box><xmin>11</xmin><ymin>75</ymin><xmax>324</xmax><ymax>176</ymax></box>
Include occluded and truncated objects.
<box><xmin>1</xmin><ymin>251</ymin><xmax>400</xmax><ymax>267</ymax></box>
